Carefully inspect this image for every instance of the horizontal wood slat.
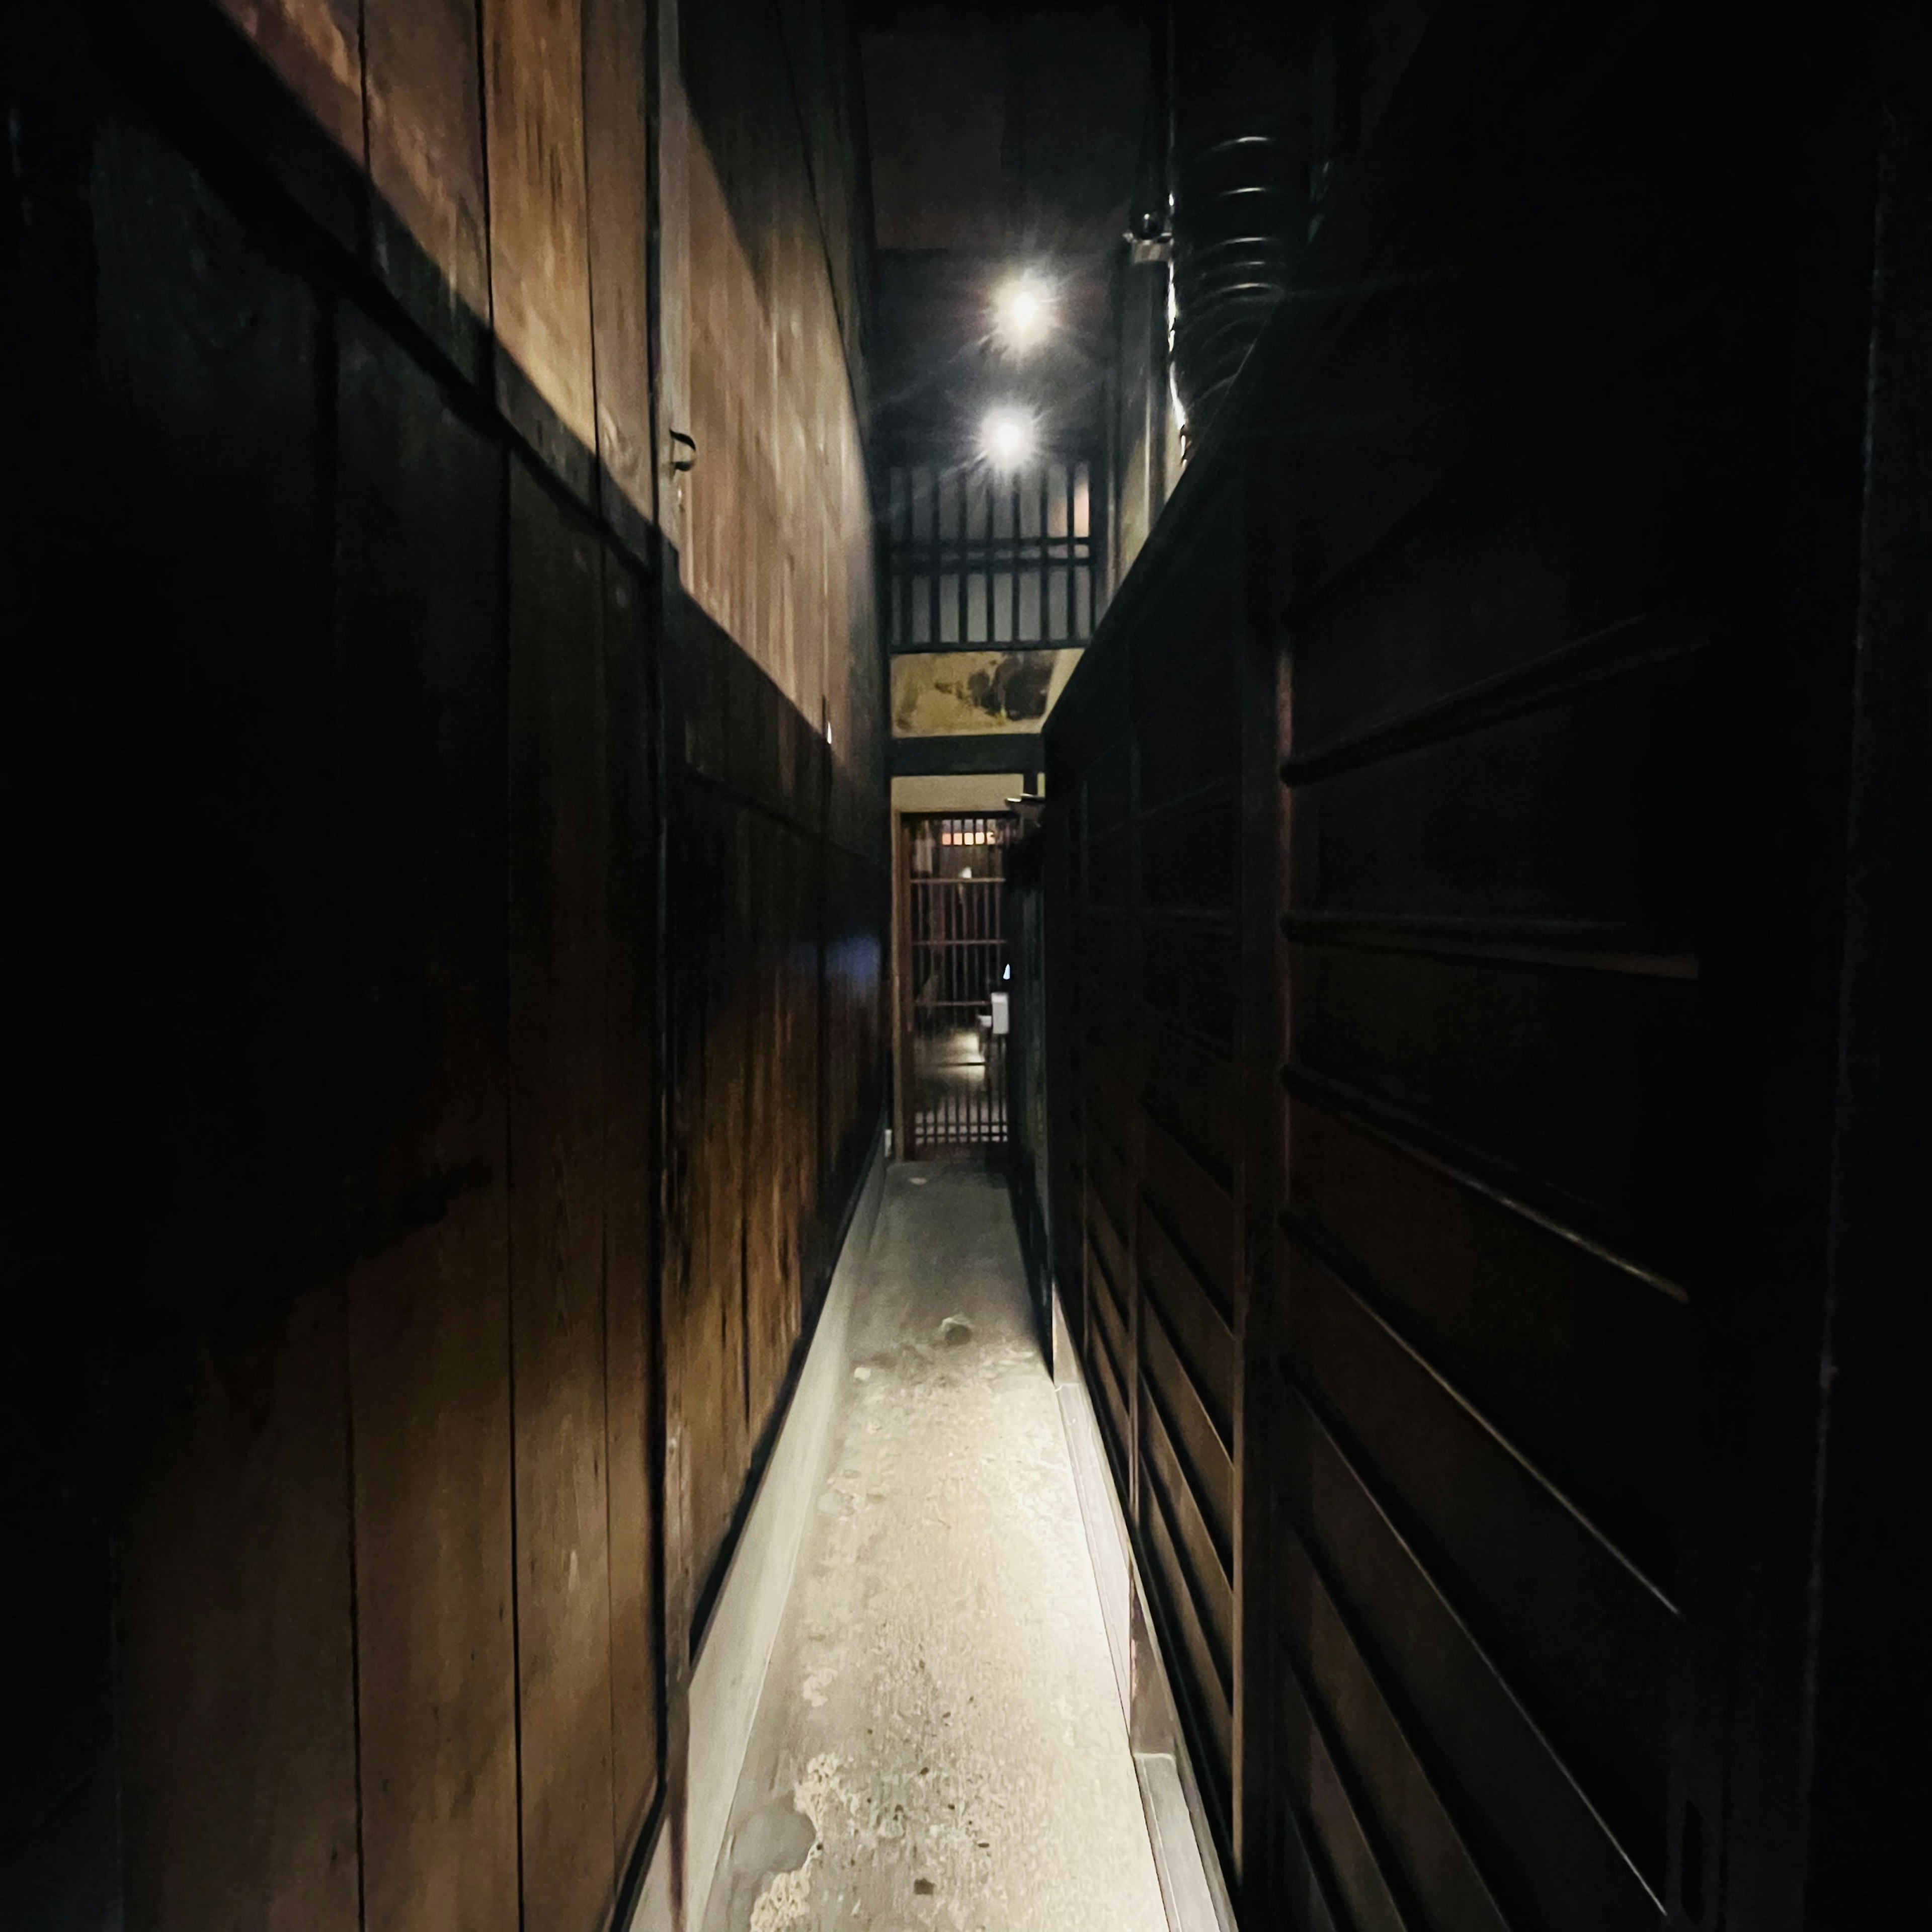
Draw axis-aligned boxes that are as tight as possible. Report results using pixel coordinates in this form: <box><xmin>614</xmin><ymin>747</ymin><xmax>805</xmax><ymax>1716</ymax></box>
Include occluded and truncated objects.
<box><xmin>1086</xmin><ymin>1271</ymin><xmax>1133</xmax><ymax>1483</ymax></box>
<box><xmin>1089</xmin><ymin>1148</ymin><xmax>1134</xmax><ymax>1285</ymax></box>
<box><xmin>1141</xmin><ymin>1115</ymin><xmax>1239</xmax><ymax>1326</ymax></box>
<box><xmin>1143</xmin><ymin>1460</ymin><xmax>1235</xmax><ymax>1807</ymax></box>
<box><xmin>1283</xmin><ymin>1237</ymin><xmax>1674</xmax><ymax>1878</ymax></box>
<box><xmin>1143</xmin><ymin>1383</ymin><xmax>1235</xmax><ymax>1678</ymax></box>
<box><xmin>1275</xmin><ymin>1379</ymin><xmax>1665</xmax><ymax>1932</ymax></box>
<box><xmin>1280</xmin><ymin>912</ymin><xmax>1697</xmax><ymax>981</ymax></box>
<box><xmin>1281</xmin><ymin>1064</ymin><xmax>1687</xmax><ymax>1303</ymax></box>
<box><xmin>1140</xmin><ymin>1218</ymin><xmax>1237</xmax><ymax>1471</ymax></box>
<box><xmin>1275</xmin><ymin>1512</ymin><xmax>1512</xmax><ymax>1932</ymax></box>
<box><xmin>1275</xmin><ymin>1645</ymin><xmax>1415</xmax><ymax>1932</ymax></box>
<box><xmin>1089</xmin><ymin>1221</ymin><xmax>1133</xmax><ymax>1371</ymax></box>
<box><xmin>1279</xmin><ymin>618</ymin><xmax>1708</xmax><ymax>790</ymax></box>
<box><xmin>1286</xmin><ymin>1093</ymin><xmax>1684</xmax><ymax>1592</ymax></box>
<box><xmin>1284</xmin><ymin>944</ymin><xmax>1703</xmax><ymax>1282</ymax></box>
<box><xmin>1142</xmin><ymin>1019</ymin><xmax>1240</xmax><ymax>1190</ymax></box>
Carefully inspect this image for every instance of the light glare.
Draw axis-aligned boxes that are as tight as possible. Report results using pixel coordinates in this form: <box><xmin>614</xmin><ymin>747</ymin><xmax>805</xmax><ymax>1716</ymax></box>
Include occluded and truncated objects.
<box><xmin>982</xmin><ymin>407</ymin><xmax>1034</xmax><ymax>469</ymax></box>
<box><xmin>995</xmin><ymin>276</ymin><xmax>1052</xmax><ymax>351</ymax></box>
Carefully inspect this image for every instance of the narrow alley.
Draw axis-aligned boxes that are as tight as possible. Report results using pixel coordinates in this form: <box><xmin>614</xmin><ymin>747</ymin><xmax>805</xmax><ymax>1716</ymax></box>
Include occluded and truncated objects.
<box><xmin>6</xmin><ymin>7</ymin><xmax>1927</xmax><ymax>1932</ymax></box>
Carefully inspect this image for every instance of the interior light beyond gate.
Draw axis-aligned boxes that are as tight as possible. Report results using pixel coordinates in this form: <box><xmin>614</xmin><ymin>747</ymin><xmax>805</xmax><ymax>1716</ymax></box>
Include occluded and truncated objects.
<box><xmin>981</xmin><ymin>406</ymin><xmax>1035</xmax><ymax>469</ymax></box>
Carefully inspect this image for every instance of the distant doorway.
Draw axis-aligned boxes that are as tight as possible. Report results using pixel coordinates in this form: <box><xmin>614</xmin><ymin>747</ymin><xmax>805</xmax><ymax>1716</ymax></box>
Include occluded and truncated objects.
<box><xmin>897</xmin><ymin>813</ymin><xmax>1018</xmax><ymax>1155</ymax></box>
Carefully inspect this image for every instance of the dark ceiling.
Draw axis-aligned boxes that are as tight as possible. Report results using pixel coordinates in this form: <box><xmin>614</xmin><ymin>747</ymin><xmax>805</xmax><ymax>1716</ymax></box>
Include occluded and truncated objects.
<box><xmin>858</xmin><ymin>4</ymin><xmax>1153</xmax><ymax>452</ymax></box>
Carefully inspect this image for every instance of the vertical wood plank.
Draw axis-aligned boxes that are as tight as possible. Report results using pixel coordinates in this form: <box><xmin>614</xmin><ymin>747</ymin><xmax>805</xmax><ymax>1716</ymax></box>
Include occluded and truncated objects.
<box><xmin>655</xmin><ymin>33</ymin><xmax>691</xmax><ymax>556</ymax></box>
<box><xmin>92</xmin><ymin>101</ymin><xmax>359</xmax><ymax>1932</ymax></box>
<box><xmin>744</xmin><ymin>820</ymin><xmax>804</xmax><ymax>1431</ymax></box>
<box><xmin>362</xmin><ymin>0</ymin><xmax>494</xmax><ymax>375</ymax></box>
<box><xmin>583</xmin><ymin>0</ymin><xmax>656</xmax><ymax>526</ymax></box>
<box><xmin>335</xmin><ymin>309</ymin><xmax>520</xmax><ymax>1932</ymax></box>
<box><xmin>482</xmin><ymin>0</ymin><xmax>598</xmax><ymax>491</ymax></box>
<box><xmin>117</xmin><ymin>1289</ymin><xmax>364</xmax><ymax>1932</ymax></box>
<box><xmin>668</xmin><ymin>775</ymin><xmax>744</xmax><ymax>1627</ymax></box>
<box><xmin>743</xmin><ymin>819</ymin><xmax>782</xmax><ymax>1425</ymax></box>
<box><xmin>601</xmin><ymin>543</ymin><xmax>662</xmax><ymax>1852</ymax></box>
<box><xmin>508</xmin><ymin>455</ymin><xmax>618</xmax><ymax>1932</ymax></box>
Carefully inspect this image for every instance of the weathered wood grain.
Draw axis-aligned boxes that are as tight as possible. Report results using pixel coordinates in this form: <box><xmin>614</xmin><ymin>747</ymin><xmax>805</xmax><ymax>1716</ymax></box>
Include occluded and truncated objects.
<box><xmin>583</xmin><ymin>0</ymin><xmax>656</xmax><ymax>524</ymax></box>
<box><xmin>508</xmin><ymin>455</ymin><xmax>618</xmax><ymax>1932</ymax></box>
<box><xmin>92</xmin><ymin>100</ymin><xmax>359</xmax><ymax>1932</ymax></box>
<box><xmin>363</xmin><ymin>0</ymin><xmax>494</xmax><ymax>370</ymax></box>
<box><xmin>75</xmin><ymin>28</ymin><xmax>888</xmax><ymax>1932</ymax></box>
<box><xmin>335</xmin><ymin>309</ymin><xmax>520</xmax><ymax>1932</ymax></box>
<box><xmin>681</xmin><ymin>786</ymin><xmax>755</xmax><ymax>1613</ymax></box>
<box><xmin>117</xmin><ymin>1285</ymin><xmax>364</xmax><ymax>1932</ymax></box>
<box><xmin>215</xmin><ymin>0</ymin><xmax>364</xmax><ymax>160</ymax></box>
<box><xmin>681</xmin><ymin>111</ymin><xmax>868</xmax><ymax>744</ymax></box>
<box><xmin>481</xmin><ymin>0</ymin><xmax>597</xmax><ymax>482</ymax></box>
<box><xmin>601</xmin><ymin>542</ymin><xmax>662</xmax><ymax>1850</ymax></box>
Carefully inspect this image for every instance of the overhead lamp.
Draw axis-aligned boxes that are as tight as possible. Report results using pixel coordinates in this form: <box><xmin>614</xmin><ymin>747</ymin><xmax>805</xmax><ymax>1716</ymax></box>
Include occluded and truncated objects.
<box><xmin>994</xmin><ymin>274</ymin><xmax>1052</xmax><ymax>352</ymax></box>
<box><xmin>981</xmin><ymin>406</ymin><xmax>1035</xmax><ymax>469</ymax></box>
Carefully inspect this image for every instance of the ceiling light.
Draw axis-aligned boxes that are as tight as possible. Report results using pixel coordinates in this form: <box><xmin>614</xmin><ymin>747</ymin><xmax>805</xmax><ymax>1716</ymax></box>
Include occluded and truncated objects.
<box><xmin>994</xmin><ymin>275</ymin><xmax>1052</xmax><ymax>351</ymax></box>
<box><xmin>981</xmin><ymin>407</ymin><xmax>1034</xmax><ymax>469</ymax></box>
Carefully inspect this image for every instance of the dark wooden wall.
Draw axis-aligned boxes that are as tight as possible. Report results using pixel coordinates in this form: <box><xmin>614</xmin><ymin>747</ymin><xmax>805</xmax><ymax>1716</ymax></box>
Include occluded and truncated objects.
<box><xmin>1049</xmin><ymin>489</ymin><xmax>1256</xmax><ymax>1871</ymax></box>
<box><xmin>663</xmin><ymin>598</ymin><xmax>888</xmax><ymax>1642</ymax></box>
<box><xmin>3</xmin><ymin>2</ymin><xmax>887</xmax><ymax>1927</ymax></box>
<box><xmin>1045</xmin><ymin>6</ymin><xmax>1892</xmax><ymax>1931</ymax></box>
<box><xmin>86</xmin><ymin>89</ymin><xmax>665</xmax><ymax>1932</ymax></box>
<box><xmin>660</xmin><ymin>0</ymin><xmax>889</xmax><ymax>1672</ymax></box>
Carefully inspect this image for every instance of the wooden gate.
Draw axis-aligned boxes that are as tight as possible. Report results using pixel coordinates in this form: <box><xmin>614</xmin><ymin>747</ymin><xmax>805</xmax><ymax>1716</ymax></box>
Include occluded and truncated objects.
<box><xmin>899</xmin><ymin>813</ymin><xmax>1016</xmax><ymax>1155</ymax></box>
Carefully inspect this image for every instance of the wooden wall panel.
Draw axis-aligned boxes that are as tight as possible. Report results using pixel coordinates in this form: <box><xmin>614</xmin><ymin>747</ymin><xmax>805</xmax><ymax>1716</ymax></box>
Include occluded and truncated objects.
<box><xmin>1285</xmin><ymin>1093</ymin><xmax>1684</xmax><ymax>1592</ymax></box>
<box><xmin>507</xmin><ymin>456</ymin><xmax>618</xmax><ymax>1932</ymax></box>
<box><xmin>1270</xmin><ymin>454</ymin><xmax>1696</xmax><ymax>1915</ymax></box>
<box><xmin>679</xmin><ymin>94</ymin><xmax>870</xmax><ymax>754</ymax></box>
<box><xmin>335</xmin><ymin>310</ymin><xmax>520</xmax><ymax>1932</ymax></box>
<box><xmin>1266</xmin><ymin>395</ymin><xmax>1712</xmax><ymax>1910</ymax></box>
<box><xmin>1274</xmin><ymin>1382</ymin><xmax>1660</xmax><ymax>1932</ymax></box>
<box><xmin>824</xmin><ymin>840</ymin><xmax>889</xmax><ymax>1227</ymax></box>
<box><xmin>665</xmin><ymin>606</ymin><xmax>888</xmax><ymax>1634</ymax></box>
<box><xmin>662</xmin><ymin>0</ymin><xmax>885</xmax><ymax>1622</ymax></box>
<box><xmin>362</xmin><ymin>0</ymin><xmax>493</xmax><ymax>364</ymax></box>
<box><xmin>1284</xmin><ymin>1240</ymin><xmax>1673</xmax><ymax>1873</ymax></box>
<box><xmin>92</xmin><ymin>100</ymin><xmax>360</xmax><ymax>1932</ymax></box>
<box><xmin>1143</xmin><ymin>1390</ymin><xmax>1234</xmax><ymax>1676</ymax></box>
<box><xmin>117</xmin><ymin>1287</ymin><xmax>363</xmax><ymax>1932</ymax></box>
<box><xmin>741</xmin><ymin>824</ymin><xmax>795</xmax><ymax>1433</ymax></box>
<box><xmin>482</xmin><ymin>0</ymin><xmax>597</xmax><ymax>477</ymax></box>
<box><xmin>1041</xmin><ymin>19</ymin><xmax>1887</xmax><ymax>1931</ymax></box>
<box><xmin>671</xmin><ymin>778</ymin><xmax>754</xmax><ymax>1614</ymax></box>
<box><xmin>1273</xmin><ymin>1512</ymin><xmax>1511</xmax><ymax>1932</ymax></box>
<box><xmin>56</xmin><ymin>16</ymin><xmax>888</xmax><ymax>1926</ymax></box>
<box><xmin>1064</xmin><ymin>557</ymin><xmax>1252</xmax><ymax>1862</ymax></box>
<box><xmin>1044</xmin><ymin>800</ymin><xmax>1087</xmax><ymax>1343</ymax></box>
<box><xmin>601</xmin><ymin>544</ymin><xmax>662</xmax><ymax>1848</ymax></box>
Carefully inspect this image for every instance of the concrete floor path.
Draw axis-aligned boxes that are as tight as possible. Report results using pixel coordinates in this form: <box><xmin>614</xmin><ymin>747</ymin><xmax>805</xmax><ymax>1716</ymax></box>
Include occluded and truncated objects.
<box><xmin>701</xmin><ymin>1163</ymin><xmax>1168</xmax><ymax>1932</ymax></box>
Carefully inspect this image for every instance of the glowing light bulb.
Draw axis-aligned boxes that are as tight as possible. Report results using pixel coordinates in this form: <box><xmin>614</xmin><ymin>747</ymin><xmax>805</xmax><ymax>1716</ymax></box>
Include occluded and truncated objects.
<box><xmin>995</xmin><ymin>276</ymin><xmax>1051</xmax><ymax>351</ymax></box>
<box><xmin>982</xmin><ymin>407</ymin><xmax>1034</xmax><ymax>469</ymax></box>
